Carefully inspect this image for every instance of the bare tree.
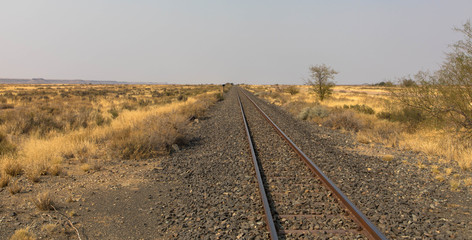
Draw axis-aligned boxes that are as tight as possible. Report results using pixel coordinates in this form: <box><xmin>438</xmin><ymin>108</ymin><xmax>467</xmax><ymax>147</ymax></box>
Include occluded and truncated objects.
<box><xmin>306</xmin><ymin>64</ymin><xmax>338</xmax><ymax>101</ymax></box>
<box><xmin>391</xmin><ymin>20</ymin><xmax>472</xmax><ymax>135</ymax></box>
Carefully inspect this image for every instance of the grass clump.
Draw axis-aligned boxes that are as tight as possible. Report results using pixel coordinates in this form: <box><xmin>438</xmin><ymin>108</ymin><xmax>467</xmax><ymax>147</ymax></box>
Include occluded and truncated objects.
<box><xmin>32</xmin><ymin>192</ymin><xmax>55</xmax><ymax>211</ymax></box>
<box><xmin>285</xmin><ymin>85</ymin><xmax>299</xmax><ymax>95</ymax></box>
<box><xmin>2</xmin><ymin>157</ymin><xmax>22</xmax><ymax>177</ymax></box>
<box><xmin>1</xmin><ymin>175</ymin><xmax>10</xmax><ymax>187</ymax></box>
<box><xmin>109</xmin><ymin>113</ymin><xmax>189</xmax><ymax>160</ymax></box>
<box><xmin>323</xmin><ymin>111</ymin><xmax>364</xmax><ymax>132</ymax></box>
<box><xmin>9</xmin><ymin>228</ymin><xmax>36</xmax><ymax>240</ymax></box>
<box><xmin>343</xmin><ymin>104</ymin><xmax>375</xmax><ymax>115</ymax></box>
<box><xmin>0</xmin><ymin>132</ymin><xmax>16</xmax><ymax>155</ymax></box>
<box><xmin>381</xmin><ymin>154</ymin><xmax>394</xmax><ymax>162</ymax></box>
<box><xmin>8</xmin><ymin>181</ymin><xmax>22</xmax><ymax>194</ymax></box>
<box><xmin>298</xmin><ymin>105</ymin><xmax>330</xmax><ymax>120</ymax></box>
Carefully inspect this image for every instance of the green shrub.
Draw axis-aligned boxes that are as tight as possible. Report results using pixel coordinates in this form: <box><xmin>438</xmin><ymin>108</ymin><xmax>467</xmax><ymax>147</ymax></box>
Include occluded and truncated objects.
<box><xmin>343</xmin><ymin>104</ymin><xmax>375</xmax><ymax>115</ymax></box>
<box><xmin>298</xmin><ymin>106</ymin><xmax>330</xmax><ymax>120</ymax></box>
<box><xmin>376</xmin><ymin>107</ymin><xmax>425</xmax><ymax>132</ymax></box>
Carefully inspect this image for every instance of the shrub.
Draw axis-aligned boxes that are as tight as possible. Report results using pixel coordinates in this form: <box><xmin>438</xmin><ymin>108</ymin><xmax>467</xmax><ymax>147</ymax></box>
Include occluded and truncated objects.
<box><xmin>0</xmin><ymin>174</ymin><xmax>10</xmax><ymax>187</ymax></box>
<box><xmin>376</xmin><ymin>107</ymin><xmax>425</xmax><ymax>132</ymax></box>
<box><xmin>8</xmin><ymin>181</ymin><xmax>22</xmax><ymax>194</ymax></box>
<box><xmin>108</xmin><ymin>108</ymin><xmax>119</xmax><ymax>119</ymax></box>
<box><xmin>285</xmin><ymin>86</ymin><xmax>300</xmax><ymax>95</ymax></box>
<box><xmin>32</xmin><ymin>192</ymin><xmax>55</xmax><ymax>211</ymax></box>
<box><xmin>215</xmin><ymin>93</ymin><xmax>224</xmax><ymax>102</ymax></box>
<box><xmin>343</xmin><ymin>104</ymin><xmax>375</xmax><ymax>115</ymax></box>
<box><xmin>2</xmin><ymin>158</ymin><xmax>22</xmax><ymax>177</ymax></box>
<box><xmin>298</xmin><ymin>106</ymin><xmax>330</xmax><ymax>120</ymax></box>
<box><xmin>323</xmin><ymin>111</ymin><xmax>364</xmax><ymax>132</ymax></box>
<box><xmin>0</xmin><ymin>132</ymin><xmax>16</xmax><ymax>155</ymax></box>
<box><xmin>109</xmin><ymin>113</ymin><xmax>188</xmax><ymax>160</ymax></box>
<box><xmin>9</xmin><ymin>228</ymin><xmax>36</xmax><ymax>240</ymax></box>
<box><xmin>177</xmin><ymin>95</ymin><xmax>188</xmax><ymax>102</ymax></box>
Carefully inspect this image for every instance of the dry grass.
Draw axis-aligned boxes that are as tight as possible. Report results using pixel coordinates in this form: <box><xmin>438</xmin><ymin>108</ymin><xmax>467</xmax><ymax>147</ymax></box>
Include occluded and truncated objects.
<box><xmin>0</xmin><ymin>84</ymin><xmax>221</xmax><ymax>183</ymax></box>
<box><xmin>2</xmin><ymin>157</ymin><xmax>23</xmax><ymax>177</ymax></box>
<box><xmin>8</xmin><ymin>180</ymin><xmax>22</xmax><ymax>194</ymax></box>
<box><xmin>381</xmin><ymin>155</ymin><xmax>395</xmax><ymax>162</ymax></box>
<box><xmin>464</xmin><ymin>178</ymin><xmax>472</xmax><ymax>187</ymax></box>
<box><xmin>80</xmin><ymin>163</ymin><xmax>91</xmax><ymax>172</ymax></box>
<box><xmin>449</xmin><ymin>179</ymin><xmax>461</xmax><ymax>191</ymax></box>
<box><xmin>32</xmin><ymin>192</ymin><xmax>55</xmax><ymax>211</ymax></box>
<box><xmin>41</xmin><ymin>223</ymin><xmax>59</xmax><ymax>234</ymax></box>
<box><xmin>9</xmin><ymin>228</ymin><xmax>36</xmax><ymax>240</ymax></box>
<box><xmin>0</xmin><ymin>175</ymin><xmax>10</xmax><ymax>187</ymax></box>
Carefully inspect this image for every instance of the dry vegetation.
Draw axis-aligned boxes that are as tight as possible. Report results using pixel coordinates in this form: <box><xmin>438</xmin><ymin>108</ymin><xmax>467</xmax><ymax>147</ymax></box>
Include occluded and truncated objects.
<box><xmin>0</xmin><ymin>84</ymin><xmax>222</xmax><ymax>187</ymax></box>
<box><xmin>245</xmin><ymin>84</ymin><xmax>472</xmax><ymax>181</ymax></box>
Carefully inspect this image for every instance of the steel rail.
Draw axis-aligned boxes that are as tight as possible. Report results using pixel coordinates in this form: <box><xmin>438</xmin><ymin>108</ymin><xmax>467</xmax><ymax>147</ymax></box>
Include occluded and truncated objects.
<box><xmin>239</xmin><ymin>88</ymin><xmax>388</xmax><ymax>240</ymax></box>
<box><xmin>237</xmin><ymin>94</ymin><xmax>279</xmax><ymax>239</ymax></box>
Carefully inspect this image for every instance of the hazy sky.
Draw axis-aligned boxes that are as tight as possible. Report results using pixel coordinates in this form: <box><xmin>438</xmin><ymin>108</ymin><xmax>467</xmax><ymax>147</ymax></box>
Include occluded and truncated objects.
<box><xmin>1</xmin><ymin>1</ymin><xmax>471</xmax><ymax>85</ymax></box>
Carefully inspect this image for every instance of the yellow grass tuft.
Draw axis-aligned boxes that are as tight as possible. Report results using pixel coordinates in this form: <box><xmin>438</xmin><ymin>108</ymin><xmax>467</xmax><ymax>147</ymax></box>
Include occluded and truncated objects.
<box><xmin>48</xmin><ymin>164</ymin><xmax>62</xmax><ymax>176</ymax></box>
<box><xmin>449</xmin><ymin>179</ymin><xmax>461</xmax><ymax>191</ymax></box>
<box><xmin>2</xmin><ymin>157</ymin><xmax>22</xmax><ymax>177</ymax></box>
<box><xmin>9</xmin><ymin>228</ymin><xmax>36</xmax><ymax>240</ymax></box>
<box><xmin>41</xmin><ymin>223</ymin><xmax>58</xmax><ymax>234</ymax></box>
<box><xmin>464</xmin><ymin>178</ymin><xmax>472</xmax><ymax>187</ymax></box>
<box><xmin>32</xmin><ymin>192</ymin><xmax>55</xmax><ymax>211</ymax></box>
<box><xmin>381</xmin><ymin>155</ymin><xmax>394</xmax><ymax>162</ymax></box>
<box><xmin>1</xmin><ymin>174</ymin><xmax>10</xmax><ymax>188</ymax></box>
<box><xmin>8</xmin><ymin>180</ymin><xmax>22</xmax><ymax>194</ymax></box>
<box><xmin>435</xmin><ymin>175</ymin><xmax>446</xmax><ymax>182</ymax></box>
<box><xmin>80</xmin><ymin>163</ymin><xmax>91</xmax><ymax>172</ymax></box>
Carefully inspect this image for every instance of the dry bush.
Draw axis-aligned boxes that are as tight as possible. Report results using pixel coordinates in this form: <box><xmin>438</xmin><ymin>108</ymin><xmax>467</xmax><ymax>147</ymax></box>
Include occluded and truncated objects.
<box><xmin>80</xmin><ymin>163</ymin><xmax>91</xmax><ymax>172</ymax></box>
<box><xmin>2</xmin><ymin>157</ymin><xmax>22</xmax><ymax>177</ymax></box>
<box><xmin>323</xmin><ymin>110</ymin><xmax>364</xmax><ymax>132</ymax></box>
<box><xmin>25</xmin><ymin>169</ymin><xmax>41</xmax><ymax>183</ymax></box>
<box><xmin>32</xmin><ymin>192</ymin><xmax>55</xmax><ymax>211</ymax></box>
<box><xmin>41</xmin><ymin>223</ymin><xmax>61</xmax><ymax>235</ymax></box>
<box><xmin>8</xmin><ymin>181</ymin><xmax>22</xmax><ymax>194</ymax></box>
<box><xmin>285</xmin><ymin>85</ymin><xmax>300</xmax><ymax>95</ymax></box>
<box><xmin>0</xmin><ymin>174</ymin><xmax>10</xmax><ymax>187</ymax></box>
<box><xmin>356</xmin><ymin>117</ymin><xmax>402</xmax><ymax>147</ymax></box>
<box><xmin>0</xmin><ymin>132</ymin><xmax>16</xmax><ymax>155</ymax></box>
<box><xmin>9</xmin><ymin>228</ymin><xmax>36</xmax><ymax>240</ymax></box>
<box><xmin>48</xmin><ymin>164</ymin><xmax>62</xmax><ymax>176</ymax></box>
<box><xmin>109</xmin><ymin>113</ymin><xmax>189</xmax><ymax>159</ymax></box>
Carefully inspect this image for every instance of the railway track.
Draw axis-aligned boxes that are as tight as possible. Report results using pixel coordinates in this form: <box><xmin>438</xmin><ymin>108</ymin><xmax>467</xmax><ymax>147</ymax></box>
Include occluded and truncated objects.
<box><xmin>237</xmin><ymin>88</ymin><xmax>387</xmax><ymax>240</ymax></box>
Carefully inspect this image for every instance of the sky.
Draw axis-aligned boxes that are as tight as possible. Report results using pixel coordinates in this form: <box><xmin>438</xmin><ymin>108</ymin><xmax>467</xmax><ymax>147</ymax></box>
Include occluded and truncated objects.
<box><xmin>0</xmin><ymin>1</ymin><xmax>471</xmax><ymax>85</ymax></box>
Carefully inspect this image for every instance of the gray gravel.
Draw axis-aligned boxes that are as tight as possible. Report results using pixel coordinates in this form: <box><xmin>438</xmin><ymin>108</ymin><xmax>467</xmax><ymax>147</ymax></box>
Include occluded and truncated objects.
<box><xmin>242</xmin><ymin>87</ymin><xmax>472</xmax><ymax>239</ymax></box>
<box><xmin>151</xmin><ymin>88</ymin><xmax>269</xmax><ymax>239</ymax></box>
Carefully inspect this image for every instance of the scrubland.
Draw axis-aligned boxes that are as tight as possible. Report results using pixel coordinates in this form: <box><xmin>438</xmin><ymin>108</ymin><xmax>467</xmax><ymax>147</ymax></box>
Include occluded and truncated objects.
<box><xmin>245</xmin><ymin>84</ymin><xmax>471</xmax><ymax>189</ymax></box>
<box><xmin>0</xmin><ymin>84</ymin><xmax>223</xmax><ymax>188</ymax></box>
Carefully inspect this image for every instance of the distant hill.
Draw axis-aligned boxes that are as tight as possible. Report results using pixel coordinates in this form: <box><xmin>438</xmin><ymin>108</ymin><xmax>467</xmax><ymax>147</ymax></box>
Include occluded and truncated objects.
<box><xmin>0</xmin><ymin>78</ymin><xmax>167</xmax><ymax>85</ymax></box>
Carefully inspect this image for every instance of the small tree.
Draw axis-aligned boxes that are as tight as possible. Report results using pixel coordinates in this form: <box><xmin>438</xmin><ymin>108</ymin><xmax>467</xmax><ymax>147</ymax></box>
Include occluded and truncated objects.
<box><xmin>306</xmin><ymin>64</ymin><xmax>338</xmax><ymax>101</ymax></box>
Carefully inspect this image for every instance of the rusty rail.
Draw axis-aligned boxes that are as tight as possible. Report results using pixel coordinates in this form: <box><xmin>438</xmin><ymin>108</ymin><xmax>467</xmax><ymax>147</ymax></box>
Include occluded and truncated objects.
<box><xmin>238</xmin><ymin>88</ymin><xmax>388</xmax><ymax>240</ymax></box>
